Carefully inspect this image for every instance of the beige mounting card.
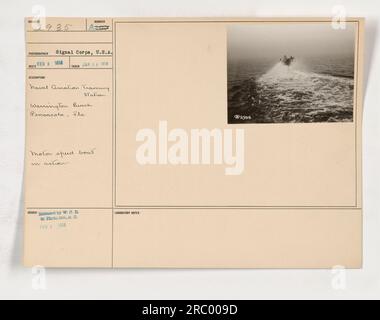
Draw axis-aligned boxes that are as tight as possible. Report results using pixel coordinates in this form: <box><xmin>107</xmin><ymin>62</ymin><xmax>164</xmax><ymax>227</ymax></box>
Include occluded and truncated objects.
<box><xmin>24</xmin><ymin>17</ymin><xmax>364</xmax><ymax>268</ymax></box>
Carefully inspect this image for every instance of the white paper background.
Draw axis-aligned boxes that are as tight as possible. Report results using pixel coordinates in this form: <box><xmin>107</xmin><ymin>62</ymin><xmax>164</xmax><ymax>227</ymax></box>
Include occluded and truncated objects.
<box><xmin>0</xmin><ymin>0</ymin><xmax>379</xmax><ymax>299</ymax></box>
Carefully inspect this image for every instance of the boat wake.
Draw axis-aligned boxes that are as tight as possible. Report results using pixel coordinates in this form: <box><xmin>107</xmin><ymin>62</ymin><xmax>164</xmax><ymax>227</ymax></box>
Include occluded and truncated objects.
<box><xmin>245</xmin><ymin>62</ymin><xmax>354</xmax><ymax>122</ymax></box>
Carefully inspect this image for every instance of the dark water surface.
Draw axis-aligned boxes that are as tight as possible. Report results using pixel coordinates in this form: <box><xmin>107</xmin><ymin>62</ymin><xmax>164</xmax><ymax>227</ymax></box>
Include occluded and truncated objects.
<box><xmin>228</xmin><ymin>56</ymin><xmax>355</xmax><ymax>123</ymax></box>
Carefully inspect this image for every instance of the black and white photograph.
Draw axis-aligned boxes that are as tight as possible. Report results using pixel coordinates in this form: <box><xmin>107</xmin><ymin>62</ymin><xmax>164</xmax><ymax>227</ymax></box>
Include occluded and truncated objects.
<box><xmin>227</xmin><ymin>22</ymin><xmax>357</xmax><ymax>123</ymax></box>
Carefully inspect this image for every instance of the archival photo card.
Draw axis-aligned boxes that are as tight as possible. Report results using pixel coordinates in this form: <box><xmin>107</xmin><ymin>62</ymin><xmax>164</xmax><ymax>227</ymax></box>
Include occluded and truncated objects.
<box><xmin>24</xmin><ymin>18</ymin><xmax>364</xmax><ymax>269</ymax></box>
<box><xmin>227</xmin><ymin>22</ymin><xmax>357</xmax><ymax>123</ymax></box>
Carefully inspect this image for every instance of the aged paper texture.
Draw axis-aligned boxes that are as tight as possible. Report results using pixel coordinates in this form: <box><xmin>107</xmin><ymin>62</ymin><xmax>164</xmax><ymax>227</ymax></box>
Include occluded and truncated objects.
<box><xmin>24</xmin><ymin>18</ymin><xmax>364</xmax><ymax>268</ymax></box>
